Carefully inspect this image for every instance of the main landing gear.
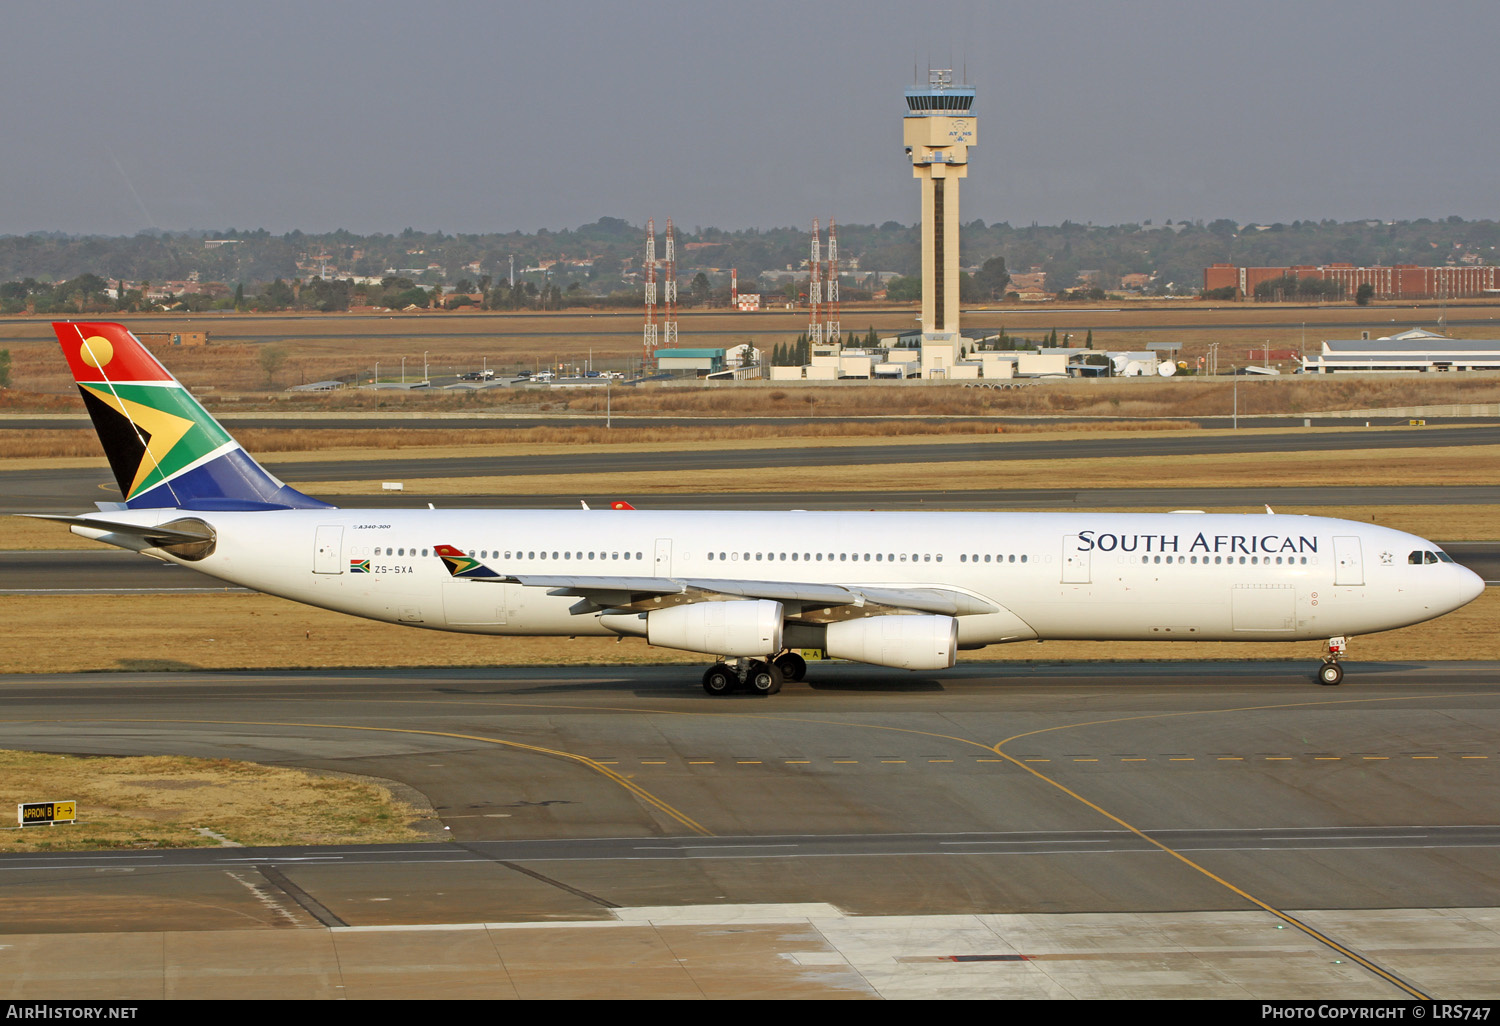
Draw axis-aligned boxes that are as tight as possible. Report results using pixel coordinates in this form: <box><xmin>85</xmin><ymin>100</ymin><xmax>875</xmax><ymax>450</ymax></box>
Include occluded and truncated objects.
<box><xmin>1316</xmin><ymin>636</ymin><xmax>1347</xmax><ymax>686</ymax></box>
<box><xmin>700</xmin><ymin>651</ymin><xmax>809</xmax><ymax>696</ymax></box>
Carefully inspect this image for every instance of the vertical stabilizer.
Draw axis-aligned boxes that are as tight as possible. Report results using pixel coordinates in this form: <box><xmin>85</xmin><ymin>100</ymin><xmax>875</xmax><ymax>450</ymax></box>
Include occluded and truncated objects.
<box><xmin>54</xmin><ymin>322</ymin><xmax>333</xmax><ymax>510</ymax></box>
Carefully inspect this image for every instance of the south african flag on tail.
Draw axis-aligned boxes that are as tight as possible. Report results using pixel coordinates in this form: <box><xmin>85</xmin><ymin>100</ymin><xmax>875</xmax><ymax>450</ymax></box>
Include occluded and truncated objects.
<box><xmin>54</xmin><ymin>322</ymin><xmax>333</xmax><ymax>512</ymax></box>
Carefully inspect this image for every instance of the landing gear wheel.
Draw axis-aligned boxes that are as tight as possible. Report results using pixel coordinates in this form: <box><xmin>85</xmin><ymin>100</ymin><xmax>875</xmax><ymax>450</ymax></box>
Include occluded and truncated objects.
<box><xmin>745</xmin><ymin>660</ymin><xmax>783</xmax><ymax>696</ymax></box>
<box><xmin>1317</xmin><ymin>662</ymin><xmax>1344</xmax><ymax>686</ymax></box>
<box><xmin>774</xmin><ymin>652</ymin><xmax>807</xmax><ymax>683</ymax></box>
<box><xmin>702</xmin><ymin>663</ymin><xmax>736</xmax><ymax>696</ymax></box>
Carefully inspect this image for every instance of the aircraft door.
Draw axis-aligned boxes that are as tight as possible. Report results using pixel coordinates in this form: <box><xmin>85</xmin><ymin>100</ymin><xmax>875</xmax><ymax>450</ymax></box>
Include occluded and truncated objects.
<box><xmin>313</xmin><ymin>525</ymin><xmax>343</xmax><ymax>574</ymax></box>
<box><xmin>654</xmin><ymin>538</ymin><xmax>672</xmax><ymax>577</ymax></box>
<box><xmin>1061</xmin><ymin>535</ymin><xmax>1090</xmax><ymax>584</ymax></box>
<box><xmin>1333</xmin><ymin>536</ymin><xmax>1364</xmax><ymax>586</ymax></box>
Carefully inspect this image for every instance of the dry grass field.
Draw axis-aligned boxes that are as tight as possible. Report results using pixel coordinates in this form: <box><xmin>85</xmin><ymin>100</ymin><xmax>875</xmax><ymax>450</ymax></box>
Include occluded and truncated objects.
<box><xmin>5</xmin><ymin>304</ymin><xmax>1500</xmax><ymax>411</ymax></box>
<box><xmin>0</xmin><ymin>750</ymin><xmax>435</xmax><ymax>852</ymax></box>
<box><xmin>291</xmin><ymin>442</ymin><xmax>1500</xmax><ymax>498</ymax></box>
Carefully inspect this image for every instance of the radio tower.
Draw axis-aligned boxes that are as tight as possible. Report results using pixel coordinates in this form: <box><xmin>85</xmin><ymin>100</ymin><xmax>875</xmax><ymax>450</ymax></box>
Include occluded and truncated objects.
<box><xmin>826</xmin><ymin>219</ymin><xmax>841</xmax><ymax>346</ymax></box>
<box><xmin>808</xmin><ymin>219</ymin><xmax>823</xmax><ymax>346</ymax></box>
<box><xmin>663</xmin><ymin>218</ymin><xmax>678</xmax><ymax>350</ymax></box>
<box><xmin>643</xmin><ymin>219</ymin><xmax>658</xmax><ymax>368</ymax></box>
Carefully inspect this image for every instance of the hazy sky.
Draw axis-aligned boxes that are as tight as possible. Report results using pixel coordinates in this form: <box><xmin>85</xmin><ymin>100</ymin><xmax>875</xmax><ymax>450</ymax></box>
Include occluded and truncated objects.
<box><xmin>5</xmin><ymin>0</ymin><xmax>1498</xmax><ymax>236</ymax></box>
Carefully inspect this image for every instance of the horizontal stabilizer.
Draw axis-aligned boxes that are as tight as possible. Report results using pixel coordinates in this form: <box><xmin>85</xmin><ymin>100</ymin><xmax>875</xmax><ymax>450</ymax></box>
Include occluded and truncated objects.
<box><xmin>20</xmin><ymin>513</ymin><xmax>214</xmax><ymax>546</ymax></box>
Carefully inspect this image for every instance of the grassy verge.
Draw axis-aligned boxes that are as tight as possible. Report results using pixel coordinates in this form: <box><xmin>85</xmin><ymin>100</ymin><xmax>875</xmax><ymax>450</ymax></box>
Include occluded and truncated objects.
<box><xmin>0</xmin><ymin>750</ymin><xmax>436</xmax><ymax>853</ymax></box>
<box><xmin>293</xmin><ymin>444</ymin><xmax>1500</xmax><ymax>496</ymax></box>
<box><xmin>1</xmin><ymin>589</ymin><xmax>1494</xmax><ymax>675</ymax></box>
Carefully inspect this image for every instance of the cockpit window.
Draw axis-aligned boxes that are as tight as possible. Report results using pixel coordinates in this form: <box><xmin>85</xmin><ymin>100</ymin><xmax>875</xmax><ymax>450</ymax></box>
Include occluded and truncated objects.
<box><xmin>1409</xmin><ymin>551</ymin><xmax>1425</xmax><ymax>564</ymax></box>
<box><xmin>1436</xmin><ymin>551</ymin><xmax>1456</xmax><ymax>563</ymax></box>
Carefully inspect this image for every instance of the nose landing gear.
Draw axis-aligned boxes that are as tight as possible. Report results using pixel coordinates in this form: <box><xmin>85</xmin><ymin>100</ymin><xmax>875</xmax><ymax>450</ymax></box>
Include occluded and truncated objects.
<box><xmin>1317</xmin><ymin>636</ymin><xmax>1347</xmax><ymax>686</ymax></box>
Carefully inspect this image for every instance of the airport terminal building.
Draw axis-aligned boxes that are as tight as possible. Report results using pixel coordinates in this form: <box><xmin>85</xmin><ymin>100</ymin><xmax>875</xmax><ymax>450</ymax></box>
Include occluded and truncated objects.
<box><xmin>1301</xmin><ymin>329</ymin><xmax>1500</xmax><ymax>373</ymax></box>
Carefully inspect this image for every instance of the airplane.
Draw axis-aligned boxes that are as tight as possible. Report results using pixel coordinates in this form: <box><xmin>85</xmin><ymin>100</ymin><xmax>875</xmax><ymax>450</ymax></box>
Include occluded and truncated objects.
<box><xmin>32</xmin><ymin>321</ymin><xmax>1486</xmax><ymax>695</ymax></box>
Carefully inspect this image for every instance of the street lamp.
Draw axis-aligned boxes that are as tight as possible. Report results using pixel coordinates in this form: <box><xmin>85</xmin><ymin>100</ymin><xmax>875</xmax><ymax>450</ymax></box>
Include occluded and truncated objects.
<box><xmin>423</xmin><ymin>350</ymin><xmax>429</xmax><ymax>384</ymax></box>
<box><xmin>1232</xmin><ymin>366</ymin><xmax>1238</xmax><ymax>430</ymax></box>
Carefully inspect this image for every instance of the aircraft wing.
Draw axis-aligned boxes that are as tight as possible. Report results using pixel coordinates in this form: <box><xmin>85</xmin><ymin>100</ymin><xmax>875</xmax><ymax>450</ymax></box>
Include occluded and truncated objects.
<box><xmin>533</xmin><ymin>576</ymin><xmax>997</xmax><ymax>621</ymax></box>
<box><xmin>433</xmin><ymin>545</ymin><xmax>995</xmax><ymax>621</ymax></box>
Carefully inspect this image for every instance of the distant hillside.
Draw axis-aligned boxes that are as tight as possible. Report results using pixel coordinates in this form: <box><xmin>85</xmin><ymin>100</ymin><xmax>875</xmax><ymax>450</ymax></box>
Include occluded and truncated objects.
<box><xmin>2</xmin><ymin>216</ymin><xmax>1497</xmax><ymax>297</ymax></box>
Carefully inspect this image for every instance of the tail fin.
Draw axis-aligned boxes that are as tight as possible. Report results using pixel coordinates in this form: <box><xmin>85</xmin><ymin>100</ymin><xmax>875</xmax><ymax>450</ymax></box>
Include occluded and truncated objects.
<box><xmin>54</xmin><ymin>322</ymin><xmax>332</xmax><ymax>511</ymax></box>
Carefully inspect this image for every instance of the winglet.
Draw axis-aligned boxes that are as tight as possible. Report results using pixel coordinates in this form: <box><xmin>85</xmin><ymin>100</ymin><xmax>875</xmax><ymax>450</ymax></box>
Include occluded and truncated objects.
<box><xmin>610</xmin><ymin>500</ymin><xmax>635</xmax><ymax>510</ymax></box>
<box><xmin>433</xmin><ymin>543</ymin><xmax>502</xmax><ymax>578</ymax></box>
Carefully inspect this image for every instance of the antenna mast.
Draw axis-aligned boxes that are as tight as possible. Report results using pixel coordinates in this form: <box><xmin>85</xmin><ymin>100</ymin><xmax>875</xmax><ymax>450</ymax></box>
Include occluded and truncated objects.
<box><xmin>826</xmin><ymin>219</ymin><xmax>840</xmax><ymax>346</ymax></box>
<box><xmin>663</xmin><ymin>218</ymin><xmax>678</xmax><ymax>350</ymax></box>
<box><xmin>808</xmin><ymin>219</ymin><xmax>823</xmax><ymax>346</ymax></box>
<box><xmin>643</xmin><ymin>218</ymin><xmax>658</xmax><ymax>368</ymax></box>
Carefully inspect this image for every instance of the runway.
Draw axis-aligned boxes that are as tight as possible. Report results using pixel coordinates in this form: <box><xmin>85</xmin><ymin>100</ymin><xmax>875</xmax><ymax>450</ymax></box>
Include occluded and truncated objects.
<box><xmin>1</xmin><ymin>662</ymin><xmax>1499</xmax><ymax>998</ymax></box>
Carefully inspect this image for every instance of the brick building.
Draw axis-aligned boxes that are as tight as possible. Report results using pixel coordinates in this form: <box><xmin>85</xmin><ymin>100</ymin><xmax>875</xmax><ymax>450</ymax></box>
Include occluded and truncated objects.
<box><xmin>1204</xmin><ymin>262</ymin><xmax>1500</xmax><ymax>300</ymax></box>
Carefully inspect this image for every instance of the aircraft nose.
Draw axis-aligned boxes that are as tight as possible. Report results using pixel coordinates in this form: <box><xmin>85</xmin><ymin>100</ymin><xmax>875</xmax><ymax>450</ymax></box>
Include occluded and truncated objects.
<box><xmin>1457</xmin><ymin>565</ymin><xmax>1487</xmax><ymax>606</ymax></box>
<box><xmin>1440</xmin><ymin>563</ymin><xmax>1487</xmax><ymax>613</ymax></box>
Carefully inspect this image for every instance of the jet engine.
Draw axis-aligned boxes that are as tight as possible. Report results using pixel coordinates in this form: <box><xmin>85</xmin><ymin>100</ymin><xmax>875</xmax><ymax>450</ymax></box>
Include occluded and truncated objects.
<box><xmin>825</xmin><ymin>615</ymin><xmax>957</xmax><ymax>670</ymax></box>
<box><xmin>645</xmin><ymin>600</ymin><xmax>784</xmax><ymax>656</ymax></box>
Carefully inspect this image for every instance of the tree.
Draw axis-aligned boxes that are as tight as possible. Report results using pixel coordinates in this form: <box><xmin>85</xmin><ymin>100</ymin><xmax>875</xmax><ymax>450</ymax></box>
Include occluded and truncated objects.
<box><xmin>689</xmin><ymin>272</ymin><xmax>712</xmax><ymax>307</ymax></box>
<box><xmin>1355</xmin><ymin>283</ymin><xmax>1375</xmax><ymax>306</ymax></box>
<box><xmin>0</xmin><ymin>348</ymin><xmax>10</xmax><ymax>388</ymax></box>
<box><xmin>257</xmin><ymin>345</ymin><xmax>286</xmax><ymax>387</ymax></box>
<box><xmin>885</xmin><ymin>275</ymin><xmax>921</xmax><ymax>302</ymax></box>
<box><xmin>971</xmin><ymin>256</ymin><xmax>1010</xmax><ymax>299</ymax></box>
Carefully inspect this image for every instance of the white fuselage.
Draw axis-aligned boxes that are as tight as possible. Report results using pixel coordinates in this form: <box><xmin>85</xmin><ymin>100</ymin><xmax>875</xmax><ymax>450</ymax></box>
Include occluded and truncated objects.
<box><xmin>75</xmin><ymin>507</ymin><xmax>1484</xmax><ymax>653</ymax></box>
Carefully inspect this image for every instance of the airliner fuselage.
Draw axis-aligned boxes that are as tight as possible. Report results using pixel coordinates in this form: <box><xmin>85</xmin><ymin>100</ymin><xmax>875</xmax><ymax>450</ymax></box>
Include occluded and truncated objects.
<box><xmin>73</xmin><ymin>506</ymin><xmax>1480</xmax><ymax>647</ymax></box>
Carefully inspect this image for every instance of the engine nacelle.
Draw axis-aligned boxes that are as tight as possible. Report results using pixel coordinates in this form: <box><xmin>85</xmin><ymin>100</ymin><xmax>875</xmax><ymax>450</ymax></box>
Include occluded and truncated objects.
<box><xmin>825</xmin><ymin>615</ymin><xmax>957</xmax><ymax>670</ymax></box>
<box><xmin>646</xmin><ymin>600</ymin><xmax>784</xmax><ymax>656</ymax></box>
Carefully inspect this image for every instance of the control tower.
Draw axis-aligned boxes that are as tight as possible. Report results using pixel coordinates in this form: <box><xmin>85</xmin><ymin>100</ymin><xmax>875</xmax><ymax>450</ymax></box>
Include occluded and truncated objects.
<box><xmin>903</xmin><ymin>70</ymin><xmax>976</xmax><ymax>340</ymax></box>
